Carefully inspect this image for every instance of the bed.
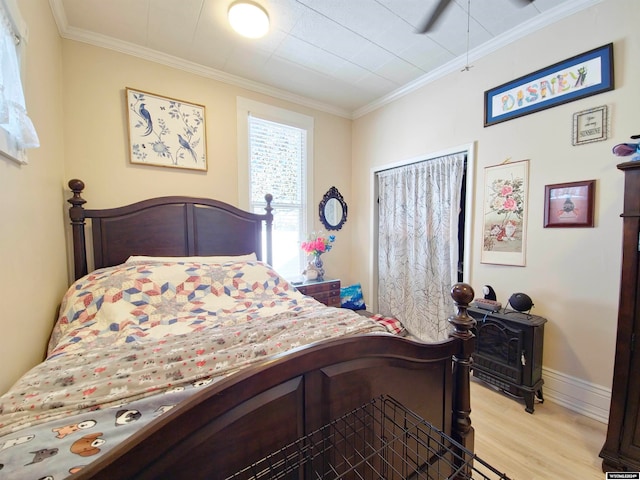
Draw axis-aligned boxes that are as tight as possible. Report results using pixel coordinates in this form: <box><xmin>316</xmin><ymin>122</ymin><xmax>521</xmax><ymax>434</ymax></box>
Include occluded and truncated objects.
<box><xmin>0</xmin><ymin>179</ymin><xmax>485</xmax><ymax>480</ymax></box>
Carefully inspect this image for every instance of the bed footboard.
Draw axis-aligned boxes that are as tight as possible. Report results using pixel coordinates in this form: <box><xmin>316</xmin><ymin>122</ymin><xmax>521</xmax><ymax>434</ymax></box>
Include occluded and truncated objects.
<box><xmin>71</xmin><ymin>284</ymin><xmax>475</xmax><ymax>480</ymax></box>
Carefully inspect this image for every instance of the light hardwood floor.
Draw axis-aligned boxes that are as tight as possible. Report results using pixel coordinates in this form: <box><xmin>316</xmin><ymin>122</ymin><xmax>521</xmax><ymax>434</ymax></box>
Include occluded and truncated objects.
<box><xmin>470</xmin><ymin>379</ymin><xmax>608</xmax><ymax>479</ymax></box>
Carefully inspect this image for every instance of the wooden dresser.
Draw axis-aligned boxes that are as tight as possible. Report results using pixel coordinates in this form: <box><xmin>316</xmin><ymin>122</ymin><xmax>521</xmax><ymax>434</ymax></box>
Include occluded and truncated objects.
<box><xmin>600</xmin><ymin>161</ymin><xmax>640</xmax><ymax>471</ymax></box>
<box><xmin>296</xmin><ymin>279</ymin><xmax>341</xmax><ymax>307</ymax></box>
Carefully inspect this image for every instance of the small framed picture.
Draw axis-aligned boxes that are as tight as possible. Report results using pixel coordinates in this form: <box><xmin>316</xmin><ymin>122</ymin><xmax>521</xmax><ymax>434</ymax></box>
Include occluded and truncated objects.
<box><xmin>544</xmin><ymin>180</ymin><xmax>595</xmax><ymax>228</ymax></box>
<box><xmin>572</xmin><ymin>105</ymin><xmax>608</xmax><ymax>145</ymax></box>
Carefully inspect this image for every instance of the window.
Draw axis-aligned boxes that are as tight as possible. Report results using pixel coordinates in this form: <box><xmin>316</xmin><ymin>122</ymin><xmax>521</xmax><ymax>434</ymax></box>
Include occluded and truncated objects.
<box><xmin>237</xmin><ymin>98</ymin><xmax>314</xmax><ymax>278</ymax></box>
<box><xmin>0</xmin><ymin>0</ymin><xmax>39</xmax><ymax>164</ymax></box>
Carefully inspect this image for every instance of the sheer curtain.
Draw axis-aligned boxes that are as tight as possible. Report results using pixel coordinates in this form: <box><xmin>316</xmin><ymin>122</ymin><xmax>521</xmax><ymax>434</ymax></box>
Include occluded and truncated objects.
<box><xmin>0</xmin><ymin>2</ymin><xmax>39</xmax><ymax>158</ymax></box>
<box><xmin>377</xmin><ymin>153</ymin><xmax>465</xmax><ymax>342</ymax></box>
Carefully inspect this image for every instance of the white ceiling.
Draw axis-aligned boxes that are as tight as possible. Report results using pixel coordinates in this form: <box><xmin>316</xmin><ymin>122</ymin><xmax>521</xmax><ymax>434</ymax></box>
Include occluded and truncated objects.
<box><xmin>49</xmin><ymin>0</ymin><xmax>599</xmax><ymax>118</ymax></box>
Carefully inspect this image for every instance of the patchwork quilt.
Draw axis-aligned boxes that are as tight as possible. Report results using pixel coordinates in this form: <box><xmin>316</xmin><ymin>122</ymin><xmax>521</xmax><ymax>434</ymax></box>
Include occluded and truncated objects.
<box><xmin>0</xmin><ymin>260</ymin><xmax>388</xmax><ymax>479</ymax></box>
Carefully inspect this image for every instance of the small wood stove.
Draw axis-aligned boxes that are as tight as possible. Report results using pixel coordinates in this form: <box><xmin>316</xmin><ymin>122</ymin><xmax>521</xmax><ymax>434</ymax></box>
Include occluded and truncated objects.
<box><xmin>468</xmin><ymin>307</ymin><xmax>547</xmax><ymax>413</ymax></box>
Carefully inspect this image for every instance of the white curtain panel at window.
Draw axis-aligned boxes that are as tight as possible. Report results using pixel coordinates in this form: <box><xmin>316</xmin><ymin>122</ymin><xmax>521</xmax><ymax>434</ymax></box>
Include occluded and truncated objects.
<box><xmin>377</xmin><ymin>153</ymin><xmax>465</xmax><ymax>342</ymax></box>
<box><xmin>0</xmin><ymin>4</ymin><xmax>39</xmax><ymax>153</ymax></box>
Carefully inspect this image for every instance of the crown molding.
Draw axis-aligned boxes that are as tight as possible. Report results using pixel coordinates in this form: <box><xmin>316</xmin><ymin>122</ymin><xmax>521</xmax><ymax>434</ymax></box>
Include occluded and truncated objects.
<box><xmin>49</xmin><ymin>0</ymin><xmax>602</xmax><ymax>120</ymax></box>
<box><xmin>48</xmin><ymin>0</ymin><xmax>352</xmax><ymax>119</ymax></box>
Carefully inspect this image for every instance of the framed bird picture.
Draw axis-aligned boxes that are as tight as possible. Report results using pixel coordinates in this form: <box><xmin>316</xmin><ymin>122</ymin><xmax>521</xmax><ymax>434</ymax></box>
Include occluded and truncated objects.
<box><xmin>125</xmin><ymin>87</ymin><xmax>207</xmax><ymax>171</ymax></box>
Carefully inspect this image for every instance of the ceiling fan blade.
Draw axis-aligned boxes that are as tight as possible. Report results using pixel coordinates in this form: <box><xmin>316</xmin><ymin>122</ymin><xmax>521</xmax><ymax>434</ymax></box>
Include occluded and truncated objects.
<box><xmin>416</xmin><ymin>0</ymin><xmax>453</xmax><ymax>34</ymax></box>
<box><xmin>416</xmin><ymin>0</ymin><xmax>532</xmax><ymax>35</ymax></box>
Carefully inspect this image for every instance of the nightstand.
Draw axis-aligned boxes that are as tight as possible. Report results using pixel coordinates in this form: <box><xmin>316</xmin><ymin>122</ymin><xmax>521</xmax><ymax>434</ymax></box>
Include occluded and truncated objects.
<box><xmin>295</xmin><ymin>279</ymin><xmax>341</xmax><ymax>307</ymax></box>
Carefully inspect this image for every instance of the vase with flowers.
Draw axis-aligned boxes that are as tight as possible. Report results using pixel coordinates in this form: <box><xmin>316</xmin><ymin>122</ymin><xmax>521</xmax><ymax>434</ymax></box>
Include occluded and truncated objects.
<box><xmin>301</xmin><ymin>232</ymin><xmax>335</xmax><ymax>281</ymax></box>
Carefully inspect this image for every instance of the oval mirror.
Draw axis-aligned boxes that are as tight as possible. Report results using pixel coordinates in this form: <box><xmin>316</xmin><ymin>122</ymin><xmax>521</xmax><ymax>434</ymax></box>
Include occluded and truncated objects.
<box><xmin>319</xmin><ymin>186</ymin><xmax>347</xmax><ymax>231</ymax></box>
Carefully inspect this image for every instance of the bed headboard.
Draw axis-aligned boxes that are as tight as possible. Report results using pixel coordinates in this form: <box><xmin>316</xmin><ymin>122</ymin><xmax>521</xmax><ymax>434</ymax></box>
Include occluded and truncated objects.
<box><xmin>67</xmin><ymin>179</ymin><xmax>273</xmax><ymax>280</ymax></box>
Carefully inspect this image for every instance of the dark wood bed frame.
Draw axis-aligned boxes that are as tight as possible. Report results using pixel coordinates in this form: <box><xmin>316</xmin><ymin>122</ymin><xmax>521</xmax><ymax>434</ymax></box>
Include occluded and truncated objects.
<box><xmin>67</xmin><ymin>179</ymin><xmax>274</xmax><ymax>281</ymax></box>
<box><xmin>65</xmin><ymin>179</ymin><xmax>477</xmax><ymax>480</ymax></box>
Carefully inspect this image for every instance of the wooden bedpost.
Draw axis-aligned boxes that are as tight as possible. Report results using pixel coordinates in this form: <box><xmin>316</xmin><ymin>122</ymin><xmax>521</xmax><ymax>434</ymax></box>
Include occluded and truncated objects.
<box><xmin>67</xmin><ymin>179</ymin><xmax>88</xmax><ymax>280</ymax></box>
<box><xmin>264</xmin><ymin>193</ymin><xmax>274</xmax><ymax>266</ymax></box>
<box><xmin>448</xmin><ymin>282</ymin><xmax>476</xmax><ymax>474</ymax></box>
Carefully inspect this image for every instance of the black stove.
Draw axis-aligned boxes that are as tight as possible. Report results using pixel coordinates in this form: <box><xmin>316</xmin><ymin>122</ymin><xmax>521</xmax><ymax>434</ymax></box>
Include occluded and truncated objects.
<box><xmin>468</xmin><ymin>307</ymin><xmax>547</xmax><ymax>413</ymax></box>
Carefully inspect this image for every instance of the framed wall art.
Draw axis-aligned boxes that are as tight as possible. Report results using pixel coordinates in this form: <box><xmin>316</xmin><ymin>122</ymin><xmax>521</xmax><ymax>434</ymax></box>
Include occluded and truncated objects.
<box><xmin>544</xmin><ymin>180</ymin><xmax>595</xmax><ymax>228</ymax></box>
<box><xmin>126</xmin><ymin>88</ymin><xmax>207</xmax><ymax>171</ymax></box>
<box><xmin>484</xmin><ymin>43</ymin><xmax>614</xmax><ymax>127</ymax></box>
<box><xmin>572</xmin><ymin>105</ymin><xmax>608</xmax><ymax>145</ymax></box>
<box><xmin>481</xmin><ymin>160</ymin><xmax>529</xmax><ymax>266</ymax></box>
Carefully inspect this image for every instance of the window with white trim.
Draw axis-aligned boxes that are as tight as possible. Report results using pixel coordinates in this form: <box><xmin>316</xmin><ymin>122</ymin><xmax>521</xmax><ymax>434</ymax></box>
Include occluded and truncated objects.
<box><xmin>237</xmin><ymin>98</ymin><xmax>313</xmax><ymax>279</ymax></box>
<box><xmin>0</xmin><ymin>0</ymin><xmax>39</xmax><ymax>164</ymax></box>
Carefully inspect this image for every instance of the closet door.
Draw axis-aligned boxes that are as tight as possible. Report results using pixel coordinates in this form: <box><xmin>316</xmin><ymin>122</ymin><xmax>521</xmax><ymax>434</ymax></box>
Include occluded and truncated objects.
<box><xmin>375</xmin><ymin>153</ymin><xmax>466</xmax><ymax>342</ymax></box>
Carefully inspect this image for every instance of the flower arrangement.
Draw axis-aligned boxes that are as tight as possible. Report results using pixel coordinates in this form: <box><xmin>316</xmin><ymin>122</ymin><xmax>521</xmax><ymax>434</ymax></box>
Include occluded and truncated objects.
<box><xmin>301</xmin><ymin>232</ymin><xmax>335</xmax><ymax>257</ymax></box>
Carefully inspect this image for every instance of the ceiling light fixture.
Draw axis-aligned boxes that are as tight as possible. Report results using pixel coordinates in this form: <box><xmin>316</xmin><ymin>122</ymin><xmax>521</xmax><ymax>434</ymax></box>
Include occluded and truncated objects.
<box><xmin>228</xmin><ymin>1</ymin><xmax>270</xmax><ymax>39</ymax></box>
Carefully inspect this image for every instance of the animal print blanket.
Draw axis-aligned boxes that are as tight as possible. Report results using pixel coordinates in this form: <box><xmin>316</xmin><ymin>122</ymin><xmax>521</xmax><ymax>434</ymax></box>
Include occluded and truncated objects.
<box><xmin>0</xmin><ymin>260</ymin><xmax>387</xmax><ymax>479</ymax></box>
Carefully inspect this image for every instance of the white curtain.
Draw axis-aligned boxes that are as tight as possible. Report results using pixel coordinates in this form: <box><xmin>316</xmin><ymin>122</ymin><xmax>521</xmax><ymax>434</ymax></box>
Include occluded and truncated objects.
<box><xmin>0</xmin><ymin>3</ymin><xmax>39</xmax><ymax>152</ymax></box>
<box><xmin>377</xmin><ymin>153</ymin><xmax>465</xmax><ymax>342</ymax></box>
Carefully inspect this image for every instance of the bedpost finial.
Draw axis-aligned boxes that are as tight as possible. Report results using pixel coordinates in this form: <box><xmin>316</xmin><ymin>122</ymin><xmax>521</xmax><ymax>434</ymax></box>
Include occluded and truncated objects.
<box><xmin>67</xmin><ymin>179</ymin><xmax>87</xmax><ymax>211</ymax></box>
<box><xmin>450</xmin><ymin>282</ymin><xmax>474</xmax><ymax>306</ymax></box>
<box><xmin>448</xmin><ymin>283</ymin><xmax>475</xmax><ymax>338</ymax></box>
<box><xmin>68</xmin><ymin>179</ymin><xmax>85</xmax><ymax>194</ymax></box>
<box><xmin>263</xmin><ymin>193</ymin><xmax>273</xmax><ymax>217</ymax></box>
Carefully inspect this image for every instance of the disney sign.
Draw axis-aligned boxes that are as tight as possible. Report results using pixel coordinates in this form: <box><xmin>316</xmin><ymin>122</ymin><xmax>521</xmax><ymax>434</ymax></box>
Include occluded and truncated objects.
<box><xmin>484</xmin><ymin>43</ymin><xmax>614</xmax><ymax>127</ymax></box>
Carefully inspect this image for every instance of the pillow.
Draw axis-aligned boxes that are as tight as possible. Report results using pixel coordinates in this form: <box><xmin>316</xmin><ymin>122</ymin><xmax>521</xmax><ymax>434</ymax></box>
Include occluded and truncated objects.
<box><xmin>340</xmin><ymin>283</ymin><xmax>366</xmax><ymax>310</ymax></box>
<box><xmin>125</xmin><ymin>253</ymin><xmax>257</xmax><ymax>264</ymax></box>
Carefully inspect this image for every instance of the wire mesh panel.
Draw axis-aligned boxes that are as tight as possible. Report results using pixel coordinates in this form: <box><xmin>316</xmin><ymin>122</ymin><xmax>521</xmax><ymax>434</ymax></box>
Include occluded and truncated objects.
<box><xmin>227</xmin><ymin>396</ymin><xmax>512</xmax><ymax>480</ymax></box>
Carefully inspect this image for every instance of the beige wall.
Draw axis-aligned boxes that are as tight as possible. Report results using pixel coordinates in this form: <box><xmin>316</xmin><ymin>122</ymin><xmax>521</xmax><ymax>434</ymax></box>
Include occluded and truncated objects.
<box><xmin>60</xmin><ymin>41</ymin><xmax>355</xmax><ymax>282</ymax></box>
<box><xmin>0</xmin><ymin>3</ymin><xmax>351</xmax><ymax>395</ymax></box>
<box><xmin>351</xmin><ymin>0</ymin><xmax>639</xmax><ymax>393</ymax></box>
<box><xmin>1</xmin><ymin>0</ymin><xmax>635</xmax><ymax>408</ymax></box>
<box><xmin>0</xmin><ymin>0</ymin><xmax>67</xmax><ymax>394</ymax></box>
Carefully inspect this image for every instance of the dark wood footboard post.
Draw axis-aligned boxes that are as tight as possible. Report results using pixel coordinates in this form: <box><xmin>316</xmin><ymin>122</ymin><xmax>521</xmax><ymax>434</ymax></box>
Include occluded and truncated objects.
<box><xmin>67</xmin><ymin>179</ymin><xmax>88</xmax><ymax>280</ymax></box>
<box><xmin>448</xmin><ymin>282</ymin><xmax>476</xmax><ymax>476</ymax></box>
<box><xmin>263</xmin><ymin>193</ymin><xmax>274</xmax><ymax>266</ymax></box>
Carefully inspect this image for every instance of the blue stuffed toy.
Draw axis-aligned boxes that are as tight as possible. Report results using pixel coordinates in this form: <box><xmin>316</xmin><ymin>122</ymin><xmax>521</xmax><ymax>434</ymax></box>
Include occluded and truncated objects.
<box><xmin>613</xmin><ymin>134</ymin><xmax>640</xmax><ymax>161</ymax></box>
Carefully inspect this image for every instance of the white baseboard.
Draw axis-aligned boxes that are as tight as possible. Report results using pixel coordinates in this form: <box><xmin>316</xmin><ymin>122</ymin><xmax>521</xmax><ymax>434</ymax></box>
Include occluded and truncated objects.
<box><xmin>542</xmin><ymin>367</ymin><xmax>610</xmax><ymax>424</ymax></box>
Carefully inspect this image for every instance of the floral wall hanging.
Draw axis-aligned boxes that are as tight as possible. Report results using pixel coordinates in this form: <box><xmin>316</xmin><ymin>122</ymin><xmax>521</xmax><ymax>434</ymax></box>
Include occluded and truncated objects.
<box><xmin>481</xmin><ymin>159</ymin><xmax>529</xmax><ymax>266</ymax></box>
<box><xmin>126</xmin><ymin>87</ymin><xmax>207</xmax><ymax>171</ymax></box>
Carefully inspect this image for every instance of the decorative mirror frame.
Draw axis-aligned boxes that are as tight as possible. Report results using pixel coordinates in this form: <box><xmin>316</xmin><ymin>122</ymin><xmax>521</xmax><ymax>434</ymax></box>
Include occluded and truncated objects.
<box><xmin>319</xmin><ymin>186</ymin><xmax>347</xmax><ymax>231</ymax></box>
